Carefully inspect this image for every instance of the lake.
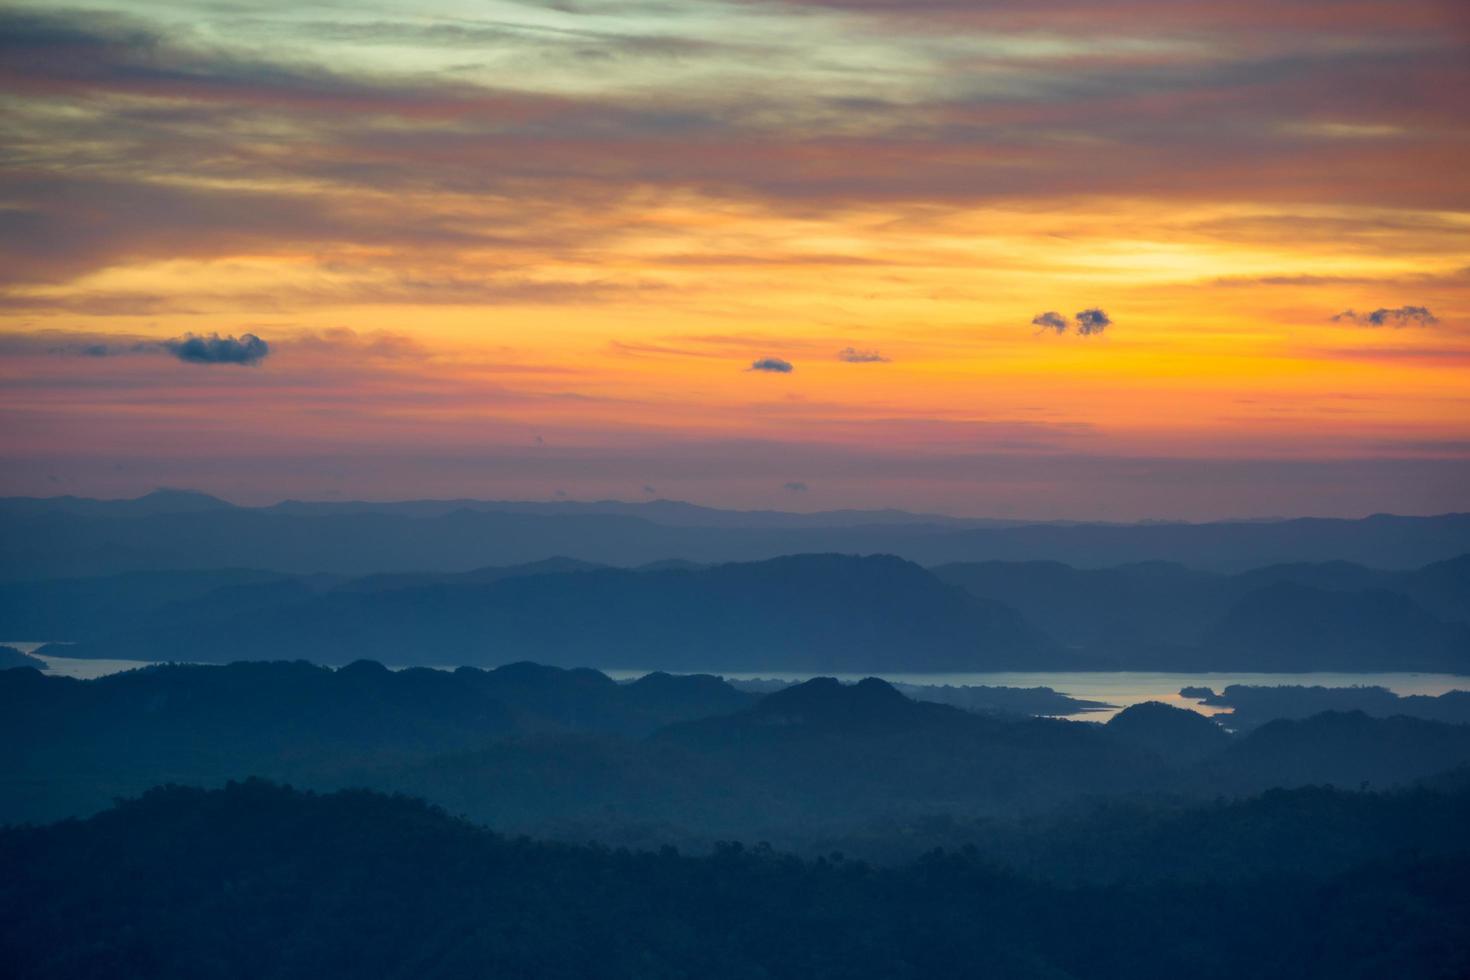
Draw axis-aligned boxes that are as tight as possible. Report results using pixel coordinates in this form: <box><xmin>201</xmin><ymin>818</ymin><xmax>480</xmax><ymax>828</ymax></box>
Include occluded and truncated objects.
<box><xmin>605</xmin><ymin>668</ymin><xmax>1470</xmax><ymax>720</ymax></box>
<box><xmin>13</xmin><ymin>642</ymin><xmax>1466</xmax><ymax>722</ymax></box>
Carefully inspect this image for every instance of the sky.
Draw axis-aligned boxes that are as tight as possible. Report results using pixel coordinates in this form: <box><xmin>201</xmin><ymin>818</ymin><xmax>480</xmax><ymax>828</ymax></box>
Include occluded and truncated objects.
<box><xmin>0</xmin><ymin>0</ymin><xmax>1467</xmax><ymax>520</ymax></box>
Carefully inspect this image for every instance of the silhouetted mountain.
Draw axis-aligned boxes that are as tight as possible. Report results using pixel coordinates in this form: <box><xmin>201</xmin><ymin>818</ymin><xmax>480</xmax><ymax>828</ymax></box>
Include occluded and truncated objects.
<box><xmin>4</xmin><ymin>491</ymin><xmax>1469</xmax><ymax>579</ymax></box>
<box><xmin>0</xmin><ymin>645</ymin><xmax>41</xmax><ymax>670</ymax></box>
<box><xmin>1104</xmin><ymin>701</ymin><xmax>1231</xmax><ymax>766</ymax></box>
<box><xmin>0</xmin><ymin>659</ymin><xmax>752</xmax><ymax>825</ymax></box>
<box><xmin>931</xmin><ymin>784</ymin><xmax>1470</xmax><ymax>886</ymax></box>
<box><xmin>45</xmin><ymin>554</ymin><xmax>1072</xmax><ymax>673</ymax></box>
<box><xmin>332</xmin><ymin>557</ymin><xmax>605</xmax><ymax>593</ymax></box>
<box><xmin>17</xmin><ymin>549</ymin><xmax>1470</xmax><ymax>673</ymax></box>
<box><xmin>666</xmin><ymin>677</ymin><xmax>967</xmax><ymax>742</ymax></box>
<box><xmin>1401</xmin><ymin>554</ymin><xmax>1470</xmax><ymax>623</ymax></box>
<box><xmin>888</xmin><ymin>681</ymin><xmax>1109</xmax><ymax>717</ymax></box>
<box><xmin>913</xmin><ymin>513</ymin><xmax>1470</xmax><ymax>571</ymax></box>
<box><xmin>936</xmin><ymin>554</ymin><xmax>1470</xmax><ymax>671</ymax></box>
<box><xmin>635</xmin><ymin>678</ymin><xmax>1171</xmax><ymax>824</ymax></box>
<box><xmin>5</xmin><ymin>780</ymin><xmax>1468</xmax><ymax>980</ymax></box>
<box><xmin>635</xmin><ymin>558</ymin><xmax>707</xmax><ymax>572</ymax></box>
<box><xmin>1205</xmin><ymin>583</ymin><xmax>1469</xmax><ymax>672</ymax></box>
<box><xmin>263</xmin><ymin>496</ymin><xmax>997</xmax><ymax>528</ymax></box>
<box><xmin>1227</xmin><ymin>559</ymin><xmax>1394</xmax><ymax>595</ymax></box>
<box><xmin>3</xmin><ymin>662</ymin><xmax>1168</xmax><ymax>837</ymax></box>
<box><xmin>10</xmin><ymin>659</ymin><xmax>1470</xmax><ymax>851</ymax></box>
<box><xmin>0</xmin><ymin>568</ymin><xmax>301</xmax><ymax>640</ymax></box>
<box><xmin>932</xmin><ymin>559</ymin><xmax>1223</xmax><ymax>648</ymax></box>
<box><xmin>1201</xmin><ymin>711</ymin><xmax>1470</xmax><ymax>793</ymax></box>
<box><xmin>0</xmin><ymin>488</ymin><xmax>234</xmax><ymax>520</ymax></box>
<box><xmin>1185</xmin><ymin>685</ymin><xmax>1470</xmax><ymax>731</ymax></box>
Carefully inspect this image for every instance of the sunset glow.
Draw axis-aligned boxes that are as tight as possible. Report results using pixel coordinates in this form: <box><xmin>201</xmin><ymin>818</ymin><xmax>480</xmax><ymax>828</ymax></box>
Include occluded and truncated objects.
<box><xmin>2</xmin><ymin>0</ymin><xmax>1467</xmax><ymax>517</ymax></box>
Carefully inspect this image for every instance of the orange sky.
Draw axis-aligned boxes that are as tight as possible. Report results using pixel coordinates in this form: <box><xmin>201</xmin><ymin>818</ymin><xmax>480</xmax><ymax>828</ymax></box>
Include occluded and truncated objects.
<box><xmin>1</xmin><ymin>0</ymin><xmax>1467</xmax><ymax>517</ymax></box>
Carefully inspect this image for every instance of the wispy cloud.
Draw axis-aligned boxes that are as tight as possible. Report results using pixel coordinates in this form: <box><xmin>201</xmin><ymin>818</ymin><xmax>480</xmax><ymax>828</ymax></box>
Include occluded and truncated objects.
<box><xmin>1331</xmin><ymin>305</ymin><xmax>1439</xmax><ymax>327</ymax></box>
<box><xmin>1</xmin><ymin>329</ymin><xmax>270</xmax><ymax>365</ymax></box>
<box><xmin>837</xmin><ymin>347</ymin><xmax>890</xmax><ymax>363</ymax></box>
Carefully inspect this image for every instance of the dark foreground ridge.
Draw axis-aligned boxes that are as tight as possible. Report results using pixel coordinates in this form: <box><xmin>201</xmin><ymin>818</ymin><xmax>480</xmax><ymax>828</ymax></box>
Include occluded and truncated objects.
<box><xmin>2</xmin><ymin>780</ymin><xmax>1467</xmax><ymax>980</ymax></box>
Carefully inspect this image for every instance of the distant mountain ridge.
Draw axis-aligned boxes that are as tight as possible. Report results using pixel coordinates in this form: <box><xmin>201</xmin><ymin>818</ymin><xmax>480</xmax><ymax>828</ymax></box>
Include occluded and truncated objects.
<box><xmin>934</xmin><ymin>554</ymin><xmax>1470</xmax><ymax>672</ymax></box>
<box><xmin>9</xmin><ymin>551</ymin><xmax>1469</xmax><ymax>673</ymax></box>
<box><xmin>3</xmin><ymin>490</ymin><xmax>1468</xmax><ymax>579</ymax></box>
<box><xmin>35</xmin><ymin>554</ymin><xmax>1072</xmax><ymax>673</ymax></box>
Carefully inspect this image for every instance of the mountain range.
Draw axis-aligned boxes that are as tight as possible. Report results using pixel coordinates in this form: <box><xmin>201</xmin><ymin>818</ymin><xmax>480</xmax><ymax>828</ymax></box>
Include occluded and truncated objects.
<box><xmin>10</xmin><ymin>551</ymin><xmax>1468</xmax><ymax>673</ymax></box>
<box><xmin>5</xmin><ymin>490</ymin><xmax>1470</xmax><ymax>580</ymax></box>
<box><xmin>7</xmin><ymin>661</ymin><xmax>1470</xmax><ymax>849</ymax></box>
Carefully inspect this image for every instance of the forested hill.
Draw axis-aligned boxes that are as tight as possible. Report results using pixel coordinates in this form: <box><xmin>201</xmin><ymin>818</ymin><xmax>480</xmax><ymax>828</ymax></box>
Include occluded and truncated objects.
<box><xmin>9</xmin><ymin>663</ymin><xmax>1470</xmax><ymax>847</ymax></box>
<box><xmin>2</xmin><ymin>780</ymin><xmax>1466</xmax><ymax>980</ymax></box>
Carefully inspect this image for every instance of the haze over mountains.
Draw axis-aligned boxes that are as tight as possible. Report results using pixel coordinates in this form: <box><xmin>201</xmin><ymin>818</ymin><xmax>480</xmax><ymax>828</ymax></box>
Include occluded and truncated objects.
<box><xmin>6</xmin><ymin>491</ymin><xmax>1470</xmax><ymax>977</ymax></box>
<box><xmin>4</xmin><ymin>490</ymin><xmax>1469</xmax><ymax>580</ymax></box>
<box><xmin>9</xmin><ymin>554</ymin><xmax>1467</xmax><ymax>674</ymax></box>
<box><xmin>5</xmin><ymin>490</ymin><xmax>1468</xmax><ymax>673</ymax></box>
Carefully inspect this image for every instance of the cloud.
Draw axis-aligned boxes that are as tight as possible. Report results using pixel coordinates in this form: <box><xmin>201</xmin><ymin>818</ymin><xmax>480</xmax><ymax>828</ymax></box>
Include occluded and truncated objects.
<box><xmin>783</xmin><ymin>481</ymin><xmax>809</xmax><ymax>492</ymax></box>
<box><xmin>161</xmin><ymin>333</ymin><xmax>270</xmax><ymax>365</ymax></box>
<box><xmin>642</xmin><ymin>484</ymin><xmax>657</xmax><ymax>495</ymax></box>
<box><xmin>0</xmin><ymin>329</ymin><xmax>270</xmax><ymax>364</ymax></box>
<box><xmin>837</xmin><ymin>347</ymin><xmax>890</xmax><ymax>363</ymax></box>
<box><xmin>1031</xmin><ymin>309</ymin><xmax>1111</xmax><ymax>336</ymax></box>
<box><xmin>1074</xmin><ymin>308</ymin><xmax>1112</xmax><ymax>336</ymax></box>
<box><xmin>1030</xmin><ymin>311</ymin><xmax>1069</xmax><ymax>334</ymax></box>
<box><xmin>1331</xmin><ymin>306</ymin><xmax>1439</xmax><ymax>327</ymax></box>
<box><xmin>749</xmin><ymin>357</ymin><xmax>794</xmax><ymax>373</ymax></box>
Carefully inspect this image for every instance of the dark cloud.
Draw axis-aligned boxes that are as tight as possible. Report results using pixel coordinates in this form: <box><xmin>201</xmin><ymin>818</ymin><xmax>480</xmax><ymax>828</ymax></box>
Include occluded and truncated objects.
<box><xmin>783</xmin><ymin>481</ymin><xmax>809</xmax><ymax>492</ymax></box>
<box><xmin>837</xmin><ymin>347</ymin><xmax>890</xmax><ymax>363</ymax></box>
<box><xmin>1031</xmin><ymin>309</ymin><xmax>1111</xmax><ymax>336</ymax></box>
<box><xmin>1074</xmin><ymin>308</ymin><xmax>1112</xmax><ymax>336</ymax></box>
<box><xmin>1030</xmin><ymin>311</ymin><xmax>1069</xmax><ymax>334</ymax></box>
<box><xmin>162</xmin><ymin>333</ymin><xmax>270</xmax><ymax>365</ymax></box>
<box><xmin>1331</xmin><ymin>306</ymin><xmax>1439</xmax><ymax>327</ymax></box>
<box><xmin>749</xmin><ymin>357</ymin><xmax>794</xmax><ymax>373</ymax></box>
<box><xmin>642</xmin><ymin>484</ymin><xmax>657</xmax><ymax>495</ymax></box>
